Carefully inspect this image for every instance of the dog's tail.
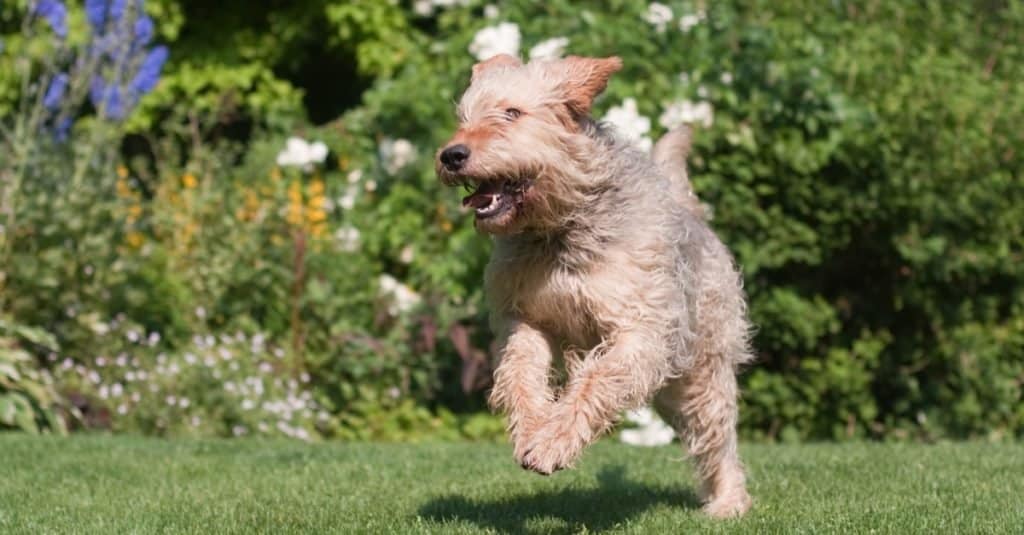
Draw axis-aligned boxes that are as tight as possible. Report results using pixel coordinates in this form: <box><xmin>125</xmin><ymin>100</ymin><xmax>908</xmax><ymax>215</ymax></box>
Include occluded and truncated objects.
<box><xmin>653</xmin><ymin>125</ymin><xmax>705</xmax><ymax>218</ymax></box>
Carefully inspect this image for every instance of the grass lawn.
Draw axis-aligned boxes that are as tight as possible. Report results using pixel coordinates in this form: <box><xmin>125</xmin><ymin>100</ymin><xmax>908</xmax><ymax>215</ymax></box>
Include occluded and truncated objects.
<box><xmin>1</xmin><ymin>435</ymin><xmax>1021</xmax><ymax>534</ymax></box>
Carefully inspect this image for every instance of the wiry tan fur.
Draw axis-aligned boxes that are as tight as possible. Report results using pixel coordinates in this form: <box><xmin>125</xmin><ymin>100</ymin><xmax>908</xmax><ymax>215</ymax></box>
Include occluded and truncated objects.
<box><xmin>436</xmin><ymin>55</ymin><xmax>755</xmax><ymax>518</ymax></box>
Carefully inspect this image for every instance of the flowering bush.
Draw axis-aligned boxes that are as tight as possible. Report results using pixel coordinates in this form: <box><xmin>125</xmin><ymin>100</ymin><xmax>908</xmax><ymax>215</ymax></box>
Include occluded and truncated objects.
<box><xmin>1</xmin><ymin>1</ymin><xmax>1023</xmax><ymax>443</ymax></box>
<box><xmin>52</xmin><ymin>320</ymin><xmax>324</xmax><ymax>439</ymax></box>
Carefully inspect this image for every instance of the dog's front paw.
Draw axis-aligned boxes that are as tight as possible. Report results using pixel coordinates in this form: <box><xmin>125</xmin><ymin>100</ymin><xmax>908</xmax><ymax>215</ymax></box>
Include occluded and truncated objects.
<box><xmin>516</xmin><ymin>423</ymin><xmax>585</xmax><ymax>475</ymax></box>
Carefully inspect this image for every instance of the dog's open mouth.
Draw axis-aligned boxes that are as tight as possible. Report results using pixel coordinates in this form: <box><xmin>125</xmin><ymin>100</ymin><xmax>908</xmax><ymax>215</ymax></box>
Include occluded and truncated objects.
<box><xmin>461</xmin><ymin>179</ymin><xmax>528</xmax><ymax>220</ymax></box>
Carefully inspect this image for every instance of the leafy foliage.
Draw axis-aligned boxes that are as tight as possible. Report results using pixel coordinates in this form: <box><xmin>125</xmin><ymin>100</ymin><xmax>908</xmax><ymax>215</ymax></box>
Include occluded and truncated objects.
<box><xmin>0</xmin><ymin>317</ymin><xmax>67</xmax><ymax>433</ymax></box>
<box><xmin>1</xmin><ymin>0</ymin><xmax>1022</xmax><ymax>441</ymax></box>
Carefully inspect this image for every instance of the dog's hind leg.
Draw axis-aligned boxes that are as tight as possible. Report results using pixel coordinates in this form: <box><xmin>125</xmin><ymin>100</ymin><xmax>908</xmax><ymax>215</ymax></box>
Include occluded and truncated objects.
<box><xmin>653</xmin><ymin>357</ymin><xmax>752</xmax><ymax>518</ymax></box>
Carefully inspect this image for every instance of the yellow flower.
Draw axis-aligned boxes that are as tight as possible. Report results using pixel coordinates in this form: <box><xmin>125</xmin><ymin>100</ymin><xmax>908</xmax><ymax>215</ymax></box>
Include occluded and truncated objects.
<box><xmin>308</xmin><ymin>179</ymin><xmax>325</xmax><ymax>196</ymax></box>
<box><xmin>287</xmin><ymin>180</ymin><xmax>303</xmax><ymax>203</ymax></box>
<box><xmin>307</xmin><ymin>209</ymin><xmax>327</xmax><ymax>223</ymax></box>
<box><xmin>117</xmin><ymin>165</ymin><xmax>129</xmax><ymax>179</ymax></box>
<box><xmin>127</xmin><ymin>204</ymin><xmax>143</xmax><ymax>224</ymax></box>
<box><xmin>310</xmin><ymin>223</ymin><xmax>327</xmax><ymax>238</ymax></box>
<box><xmin>125</xmin><ymin>231</ymin><xmax>144</xmax><ymax>248</ymax></box>
<box><xmin>237</xmin><ymin>190</ymin><xmax>261</xmax><ymax>222</ymax></box>
<box><xmin>441</xmin><ymin>221</ymin><xmax>453</xmax><ymax>233</ymax></box>
<box><xmin>116</xmin><ymin>178</ymin><xmax>132</xmax><ymax>198</ymax></box>
<box><xmin>286</xmin><ymin>180</ymin><xmax>304</xmax><ymax>225</ymax></box>
<box><xmin>182</xmin><ymin>173</ymin><xmax>198</xmax><ymax>189</ymax></box>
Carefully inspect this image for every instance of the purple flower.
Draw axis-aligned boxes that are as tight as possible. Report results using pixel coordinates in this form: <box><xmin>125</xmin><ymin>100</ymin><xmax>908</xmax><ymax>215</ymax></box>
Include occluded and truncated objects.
<box><xmin>134</xmin><ymin>15</ymin><xmax>154</xmax><ymax>44</ymax></box>
<box><xmin>33</xmin><ymin>0</ymin><xmax>67</xmax><ymax>39</ymax></box>
<box><xmin>131</xmin><ymin>45</ymin><xmax>167</xmax><ymax>94</ymax></box>
<box><xmin>110</xmin><ymin>0</ymin><xmax>128</xmax><ymax>25</ymax></box>
<box><xmin>43</xmin><ymin>73</ymin><xmax>69</xmax><ymax>110</ymax></box>
<box><xmin>90</xmin><ymin>76</ymin><xmax>127</xmax><ymax>120</ymax></box>
<box><xmin>85</xmin><ymin>0</ymin><xmax>106</xmax><ymax>29</ymax></box>
<box><xmin>54</xmin><ymin>117</ymin><xmax>73</xmax><ymax>142</ymax></box>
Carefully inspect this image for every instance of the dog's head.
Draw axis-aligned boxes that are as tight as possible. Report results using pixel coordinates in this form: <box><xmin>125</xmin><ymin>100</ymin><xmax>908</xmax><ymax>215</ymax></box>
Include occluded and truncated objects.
<box><xmin>437</xmin><ymin>54</ymin><xmax>622</xmax><ymax>234</ymax></box>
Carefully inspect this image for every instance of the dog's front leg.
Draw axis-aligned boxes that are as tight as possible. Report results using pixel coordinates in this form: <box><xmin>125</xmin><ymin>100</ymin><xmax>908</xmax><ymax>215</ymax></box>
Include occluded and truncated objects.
<box><xmin>519</xmin><ymin>329</ymin><xmax>664</xmax><ymax>474</ymax></box>
<box><xmin>487</xmin><ymin>319</ymin><xmax>557</xmax><ymax>468</ymax></box>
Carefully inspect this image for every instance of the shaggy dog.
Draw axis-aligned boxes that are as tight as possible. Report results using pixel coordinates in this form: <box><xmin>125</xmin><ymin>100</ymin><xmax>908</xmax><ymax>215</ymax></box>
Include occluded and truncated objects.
<box><xmin>436</xmin><ymin>54</ymin><xmax>754</xmax><ymax>518</ymax></box>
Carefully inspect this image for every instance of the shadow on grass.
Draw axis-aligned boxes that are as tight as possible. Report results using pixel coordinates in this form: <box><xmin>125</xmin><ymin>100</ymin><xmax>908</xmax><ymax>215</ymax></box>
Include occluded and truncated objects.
<box><xmin>418</xmin><ymin>465</ymin><xmax>699</xmax><ymax>534</ymax></box>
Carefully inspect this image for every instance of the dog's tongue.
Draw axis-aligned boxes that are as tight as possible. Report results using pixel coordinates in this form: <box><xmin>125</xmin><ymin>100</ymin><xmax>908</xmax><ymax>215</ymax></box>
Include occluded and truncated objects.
<box><xmin>462</xmin><ymin>181</ymin><xmax>502</xmax><ymax>209</ymax></box>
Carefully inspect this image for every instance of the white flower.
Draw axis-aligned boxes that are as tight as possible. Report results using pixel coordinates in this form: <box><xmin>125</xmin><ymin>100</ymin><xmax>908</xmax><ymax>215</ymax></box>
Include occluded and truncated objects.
<box><xmin>335</xmin><ymin>226</ymin><xmax>361</xmax><ymax>252</ymax></box>
<box><xmin>468</xmin><ymin>22</ymin><xmax>520</xmax><ymax>61</ymax></box>
<box><xmin>347</xmin><ymin>169</ymin><xmax>363</xmax><ymax>184</ymax></box>
<box><xmin>147</xmin><ymin>332</ymin><xmax>161</xmax><ymax>346</ymax></box>
<box><xmin>98</xmin><ymin>385</ymin><xmax>109</xmax><ymax>400</ymax></box>
<box><xmin>378</xmin><ymin>274</ymin><xmax>422</xmax><ymax>316</ymax></box>
<box><xmin>115</xmin><ymin>354</ymin><xmax>128</xmax><ymax>367</ymax></box>
<box><xmin>338</xmin><ymin>185</ymin><xmax>358</xmax><ymax>210</ymax></box>
<box><xmin>364</xmin><ymin>179</ymin><xmax>378</xmax><ymax>192</ymax></box>
<box><xmin>190</xmin><ymin>416</ymin><xmax>201</xmax><ymax>427</ymax></box>
<box><xmin>413</xmin><ymin>0</ymin><xmax>433</xmax><ymax>16</ymax></box>
<box><xmin>275</xmin><ymin>137</ymin><xmax>329</xmax><ymax>170</ymax></box>
<box><xmin>484</xmin><ymin>5</ymin><xmax>499</xmax><ymax>18</ymax></box>
<box><xmin>643</xmin><ymin>3</ymin><xmax>673</xmax><ymax>33</ymax></box>
<box><xmin>658</xmin><ymin>100</ymin><xmax>714</xmax><ymax>129</ymax></box>
<box><xmin>379</xmin><ymin>138</ymin><xmax>416</xmax><ymax>174</ymax></box>
<box><xmin>242</xmin><ymin>399</ymin><xmax>256</xmax><ymax>411</ymax></box>
<box><xmin>232</xmin><ymin>425</ymin><xmax>248</xmax><ymax>437</ymax></box>
<box><xmin>126</xmin><ymin>330</ymin><xmax>140</xmax><ymax>343</ymax></box>
<box><xmin>720</xmin><ymin>72</ymin><xmax>733</xmax><ymax>85</ymax></box>
<box><xmin>195</xmin><ymin>306</ymin><xmax>206</xmax><ymax>320</ymax></box>
<box><xmin>399</xmin><ymin>245</ymin><xmax>415</xmax><ymax>264</ymax></box>
<box><xmin>678</xmin><ymin>12</ymin><xmax>702</xmax><ymax>32</ymax></box>
<box><xmin>117</xmin><ymin>404</ymin><xmax>128</xmax><ymax>415</ymax></box>
<box><xmin>184</xmin><ymin>353</ymin><xmax>197</xmax><ymax>365</ymax></box>
<box><xmin>620</xmin><ymin>407</ymin><xmax>676</xmax><ymax>446</ymax></box>
<box><xmin>259</xmin><ymin>362</ymin><xmax>273</xmax><ymax>374</ymax></box>
<box><xmin>166</xmin><ymin>395</ymin><xmax>177</xmax><ymax>406</ymax></box>
<box><xmin>602</xmin><ymin>98</ymin><xmax>653</xmax><ymax>152</ymax></box>
<box><xmin>95</xmin><ymin>356</ymin><xmax>107</xmax><ymax>367</ymax></box>
<box><xmin>111</xmin><ymin>383</ymin><xmax>123</xmax><ymax>397</ymax></box>
<box><xmin>528</xmin><ymin>37</ymin><xmax>569</xmax><ymax>61</ymax></box>
<box><xmin>179</xmin><ymin>397</ymin><xmax>191</xmax><ymax>408</ymax></box>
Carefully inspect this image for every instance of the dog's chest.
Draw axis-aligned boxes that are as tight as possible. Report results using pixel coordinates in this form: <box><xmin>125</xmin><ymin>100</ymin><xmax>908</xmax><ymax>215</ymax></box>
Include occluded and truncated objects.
<box><xmin>488</xmin><ymin>253</ymin><xmax>604</xmax><ymax>348</ymax></box>
<box><xmin>520</xmin><ymin>267</ymin><xmax>597</xmax><ymax>343</ymax></box>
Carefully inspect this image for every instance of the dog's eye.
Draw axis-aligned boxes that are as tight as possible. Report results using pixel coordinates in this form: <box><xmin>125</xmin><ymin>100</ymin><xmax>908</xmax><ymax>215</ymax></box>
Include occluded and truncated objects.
<box><xmin>504</xmin><ymin>108</ymin><xmax>522</xmax><ymax>121</ymax></box>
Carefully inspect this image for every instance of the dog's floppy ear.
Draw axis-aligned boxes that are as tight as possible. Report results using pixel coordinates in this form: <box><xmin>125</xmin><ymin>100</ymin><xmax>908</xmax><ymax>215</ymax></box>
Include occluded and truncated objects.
<box><xmin>558</xmin><ymin>56</ymin><xmax>623</xmax><ymax>116</ymax></box>
<box><xmin>471</xmin><ymin>54</ymin><xmax>522</xmax><ymax>83</ymax></box>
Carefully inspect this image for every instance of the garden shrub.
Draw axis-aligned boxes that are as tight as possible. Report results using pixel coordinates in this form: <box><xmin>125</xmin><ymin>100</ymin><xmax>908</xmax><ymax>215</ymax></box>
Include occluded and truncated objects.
<box><xmin>1</xmin><ymin>0</ymin><xmax>1022</xmax><ymax>441</ymax></box>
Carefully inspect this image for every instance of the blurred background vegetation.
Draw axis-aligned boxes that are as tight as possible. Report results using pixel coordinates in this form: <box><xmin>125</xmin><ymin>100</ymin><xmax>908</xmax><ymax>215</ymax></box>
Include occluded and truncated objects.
<box><xmin>1</xmin><ymin>0</ymin><xmax>1022</xmax><ymax>442</ymax></box>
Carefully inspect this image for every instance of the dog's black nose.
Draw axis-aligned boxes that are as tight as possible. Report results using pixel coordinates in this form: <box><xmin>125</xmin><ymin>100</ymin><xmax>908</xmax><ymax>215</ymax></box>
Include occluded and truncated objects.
<box><xmin>440</xmin><ymin>144</ymin><xmax>470</xmax><ymax>171</ymax></box>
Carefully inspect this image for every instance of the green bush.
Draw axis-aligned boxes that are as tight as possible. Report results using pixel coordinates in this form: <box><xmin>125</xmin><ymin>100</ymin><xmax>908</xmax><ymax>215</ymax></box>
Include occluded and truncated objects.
<box><xmin>0</xmin><ymin>317</ymin><xmax>67</xmax><ymax>433</ymax></box>
<box><xmin>324</xmin><ymin>0</ymin><xmax>1024</xmax><ymax>440</ymax></box>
